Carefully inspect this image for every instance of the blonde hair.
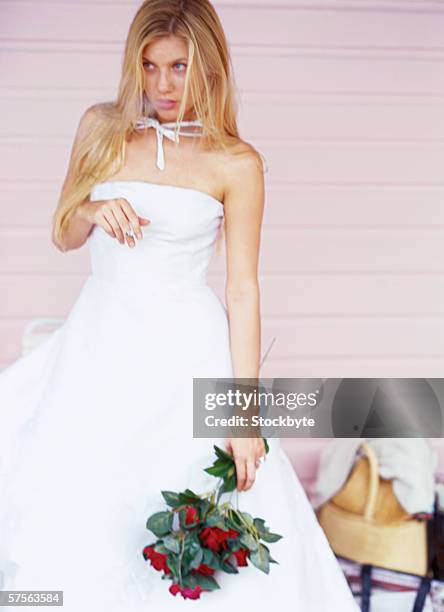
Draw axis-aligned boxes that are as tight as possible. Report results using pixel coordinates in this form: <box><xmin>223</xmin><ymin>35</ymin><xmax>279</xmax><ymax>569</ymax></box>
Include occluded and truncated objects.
<box><xmin>52</xmin><ymin>0</ymin><xmax>265</xmax><ymax>254</ymax></box>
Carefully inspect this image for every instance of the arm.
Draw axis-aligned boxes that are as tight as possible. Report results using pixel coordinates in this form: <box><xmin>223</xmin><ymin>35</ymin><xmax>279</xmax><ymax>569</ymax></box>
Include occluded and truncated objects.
<box><xmin>222</xmin><ymin>146</ymin><xmax>266</xmax><ymax>491</ymax></box>
<box><xmin>223</xmin><ymin>147</ymin><xmax>264</xmax><ymax>378</ymax></box>
<box><xmin>51</xmin><ymin>104</ymin><xmax>102</xmax><ymax>253</ymax></box>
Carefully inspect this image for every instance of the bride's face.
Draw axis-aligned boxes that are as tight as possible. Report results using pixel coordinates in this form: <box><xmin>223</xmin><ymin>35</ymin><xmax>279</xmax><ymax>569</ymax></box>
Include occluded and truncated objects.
<box><xmin>142</xmin><ymin>35</ymin><xmax>195</xmax><ymax>122</ymax></box>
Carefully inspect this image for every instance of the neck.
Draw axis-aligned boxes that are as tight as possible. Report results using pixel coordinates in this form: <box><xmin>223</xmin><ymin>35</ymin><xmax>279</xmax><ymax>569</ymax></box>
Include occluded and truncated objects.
<box><xmin>154</xmin><ymin>112</ymin><xmax>199</xmax><ymax>125</ymax></box>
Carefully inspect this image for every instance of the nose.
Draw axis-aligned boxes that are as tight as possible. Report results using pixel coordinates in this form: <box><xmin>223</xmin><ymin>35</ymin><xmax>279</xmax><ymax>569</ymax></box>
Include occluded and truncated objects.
<box><xmin>157</xmin><ymin>69</ymin><xmax>173</xmax><ymax>93</ymax></box>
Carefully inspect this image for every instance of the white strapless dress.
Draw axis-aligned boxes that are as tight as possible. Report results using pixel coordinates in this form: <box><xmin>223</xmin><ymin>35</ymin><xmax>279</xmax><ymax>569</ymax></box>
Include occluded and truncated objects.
<box><xmin>0</xmin><ymin>181</ymin><xmax>359</xmax><ymax>611</ymax></box>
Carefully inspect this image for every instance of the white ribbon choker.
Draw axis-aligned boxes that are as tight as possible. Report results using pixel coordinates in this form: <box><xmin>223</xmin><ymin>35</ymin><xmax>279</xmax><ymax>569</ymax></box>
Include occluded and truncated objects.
<box><xmin>135</xmin><ymin>116</ymin><xmax>203</xmax><ymax>171</ymax></box>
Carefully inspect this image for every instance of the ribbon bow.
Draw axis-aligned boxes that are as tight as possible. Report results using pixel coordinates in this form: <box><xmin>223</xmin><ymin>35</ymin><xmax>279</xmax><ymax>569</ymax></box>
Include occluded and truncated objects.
<box><xmin>135</xmin><ymin>116</ymin><xmax>203</xmax><ymax>171</ymax></box>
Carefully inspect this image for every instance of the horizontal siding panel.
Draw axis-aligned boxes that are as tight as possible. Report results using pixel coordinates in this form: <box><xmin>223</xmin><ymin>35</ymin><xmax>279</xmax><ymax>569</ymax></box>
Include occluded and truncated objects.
<box><xmin>212</xmin><ymin>275</ymin><xmax>444</xmax><ymax>316</ymax></box>
<box><xmin>0</xmin><ymin>276</ymin><xmax>87</xmax><ymax>318</ymax></box>
<box><xmin>0</xmin><ymin>317</ymin><xmax>442</xmax><ymax>362</ymax></box>
<box><xmin>1</xmin><ymin>228</ymin><xmax>443</xmax><ymax>273</ymax></box>
<box><xmin>258</xmin><ymin>229</ymin><xmax>443</xmax><ymax>272</ymax></box>
<box><xmin>239</xmin><ymin>101</ymin><xmax>444</xmax><ymax>141</ymax></box>
<box><xmin>1</xmin><ymin>141</ymin><xmax>444</xmax><ymax>184</ymax></box>
<box><xmin>2</xmin><ymin>97</ymin><xmax>444</xmax><ymax>140</ymax></box>
<box><xmin>0</xmin><ymin>184</ymin><xmax>443</xmax><ymax>228</ymax></box>
<box><xmin>257</xmin><ymin>230</ymin><xmax>444</xmax><ymax>272</ymax></box>
<box><xmin>262</xmin><ymin>142</ymin><xmax>444</xmax><ymax>184</ymax></box>
<box><xmin>1</xmin><ymin>274</ymin><xmax>443</xmax><ymax>318</ymax></box>
<box><xmin>3</xmin><ymin>0</ymin><xmax>442</xmax><ymax>8</ymax></box>
<box><xmin>1</xmin><ymin>50</ymin><xmax>443</xmax><ymax>95</ymax></box>
<box><xmin>1</xmin><ymin>3</ymin><xmax>443</xmax><ymax>49</ymax></box>
<box><xmin>262</xmin><ymin>319</ymin><xmax>444</xmax><ymax>357</ymax></box>
<box><xmin>0</xmin><ymin>232</ymin><xmax>90</xmax><ymax>273</ymax></box>
<box><xmin>260</xmin><ymin>358</ymin><xmax>444</xmax><ymax>377</ymax></box>
<box><xmin>261</xmin><ymin>187</ymin><xmax>444</xmax><ymax>227</ymax></box>
<box><xmin>282</xmin><ymin>438</ymin><xmax>444</xmax><ymax>484</ymax></box>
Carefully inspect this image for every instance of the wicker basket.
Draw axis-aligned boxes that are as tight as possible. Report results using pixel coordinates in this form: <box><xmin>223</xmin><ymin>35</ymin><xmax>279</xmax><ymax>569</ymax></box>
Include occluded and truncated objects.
<box><xmin>317</xmin><ymin>440</ymin><xmax>428</xmax><ymax>576</ymax></box>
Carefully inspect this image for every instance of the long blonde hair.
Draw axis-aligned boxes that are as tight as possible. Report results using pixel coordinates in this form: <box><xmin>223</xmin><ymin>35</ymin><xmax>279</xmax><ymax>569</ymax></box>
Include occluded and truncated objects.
<box><xmin>52</xmin><ymin>0</ymin><xmax>264</xmax><ymax>253</ymax></box>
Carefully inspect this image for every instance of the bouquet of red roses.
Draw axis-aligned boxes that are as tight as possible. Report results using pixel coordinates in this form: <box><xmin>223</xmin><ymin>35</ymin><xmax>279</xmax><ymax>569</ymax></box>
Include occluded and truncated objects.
<box><xmin>142</xmin><ymin>439</ymin><xmax>282</xmax><ymax>600</ymax></box>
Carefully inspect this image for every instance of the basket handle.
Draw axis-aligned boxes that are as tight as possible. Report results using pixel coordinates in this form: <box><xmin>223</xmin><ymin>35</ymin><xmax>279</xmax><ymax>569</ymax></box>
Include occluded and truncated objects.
<box><xmin>359</xmin><ymin>440</ymin><xmax>379</xmax><ymax>521</ymax></box>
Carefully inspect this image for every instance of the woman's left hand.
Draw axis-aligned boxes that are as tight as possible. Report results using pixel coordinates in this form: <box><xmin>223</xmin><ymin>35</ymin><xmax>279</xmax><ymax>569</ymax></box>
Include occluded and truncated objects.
<box><xmin>224</xmin><ymin>437</ymin><xmax>266</xmax><ymax>492</ymax></box>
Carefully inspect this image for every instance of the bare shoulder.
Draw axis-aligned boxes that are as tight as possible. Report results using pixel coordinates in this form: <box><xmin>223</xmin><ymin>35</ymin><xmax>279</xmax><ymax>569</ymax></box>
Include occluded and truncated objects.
<box><xmin>219</xmin><ymin>139</ymin><xmax>265</xmax><ymax>203</ymax></box>
<box><xmin>76</xmin><ymin>101</ymin><xmax>114</xmax><ymax>138</ymax></box>
<box><xmin>58</xmin><ymin>102</ymin><xmax>114</xmax><ymax>198</ymax></box>
<box><xmin>221</xmin><ymin>139</ymin><xmax>265</xmax><ymax>176</ymax></box>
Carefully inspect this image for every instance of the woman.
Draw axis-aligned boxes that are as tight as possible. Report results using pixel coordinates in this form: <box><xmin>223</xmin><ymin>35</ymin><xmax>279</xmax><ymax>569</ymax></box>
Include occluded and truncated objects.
<box><xmin>0</xmin><ymin>1</ymin><xmax>359</xmax><ymax>610</ymax></box>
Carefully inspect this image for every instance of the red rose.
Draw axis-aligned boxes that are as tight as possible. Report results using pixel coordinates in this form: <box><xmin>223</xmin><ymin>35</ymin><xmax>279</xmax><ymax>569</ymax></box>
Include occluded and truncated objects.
<box><xmin>198</xmin><ymin>526</ymin><xmax>240</xmax><ymax>553</ymax></box>
<box><xmin>198</xmin><ymin>527</ymin><xmax>221</xmax><ymax>552</ymax></box>
<box><xmin>169</xmin><ymin>583</ymin><xmax>181</xmax><ymax>596</ymax></box>
<box><xmin>143</xmin><ymin>545</ymin><xmax>171</xmax><ymax>574</ymax></box>
<box><xmin>169</xmin><ymin>583</ymin><xmax>204</xmax><ymax>600</ymax></box>
<box><xmin>185</xmin><ymin>505</ymin><xmax>199</xmax><ymax>525</ymax></box>
<box><xmin>233</xmin><ymin>548</ymin><xmax>250</xmax><ymax>567</ymax></box>
<box><xmin>181</xmin><ymin>586</ymin><xmax>204</xmax><ymax>600</ymax></box>
<box><xmin>193</xmin><ymin>563</ymin><xmax>215</xmax><ymax>576</ymax></box>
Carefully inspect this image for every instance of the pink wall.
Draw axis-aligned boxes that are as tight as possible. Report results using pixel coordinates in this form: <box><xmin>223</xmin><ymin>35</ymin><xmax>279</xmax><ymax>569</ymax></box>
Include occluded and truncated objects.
<box><xmin>1</xmin><ymin>1</ymin><xmax>443</xmax><ymax>486</ymax></box>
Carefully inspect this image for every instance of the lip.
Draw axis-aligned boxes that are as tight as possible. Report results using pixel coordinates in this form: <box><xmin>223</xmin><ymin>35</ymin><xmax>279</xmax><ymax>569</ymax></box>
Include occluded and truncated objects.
<box><xmin>156</xmin><ymin>99</ymin><xmax>177</xmax><ymax>109</ymax></box>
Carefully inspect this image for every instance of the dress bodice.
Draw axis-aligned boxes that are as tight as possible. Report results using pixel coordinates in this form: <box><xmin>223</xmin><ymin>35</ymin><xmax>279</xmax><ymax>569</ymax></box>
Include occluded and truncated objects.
<box><xmin>87</xmin><ymin>181</ymin><xmax>224</xmax><ymax>293</ymax></box>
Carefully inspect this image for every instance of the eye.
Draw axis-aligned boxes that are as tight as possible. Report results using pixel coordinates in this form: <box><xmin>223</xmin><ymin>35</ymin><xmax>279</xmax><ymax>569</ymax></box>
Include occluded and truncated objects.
<box><xmin>142</xmin><ymin>61</ymin><xmax>187</xmax><ymax>72</ymax></box>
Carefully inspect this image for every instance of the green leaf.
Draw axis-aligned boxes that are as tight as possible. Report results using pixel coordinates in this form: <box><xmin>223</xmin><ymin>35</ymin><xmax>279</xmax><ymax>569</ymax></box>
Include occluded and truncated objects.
<box><xmin>182</xmin><ymin>573</ymin><xmax>197</xmax><ymax>588</ymax></box>
<box><xmin>220</xmin><ymin>558</ymin><xmax>239</xmax><ymax>574</ymax></box>
<box><xmin>192</xmin><ymin>574</ymin><xmax>221</xmax><ymax>591</ymax></box>
<box><xmin>263</xmin><ymin>438</ymin><xmax>269</xmax><ymax>454</ymax></box>
<box><xmin>153</xmin><ymin>543</ymin><xmax>169</xmax><ymax>555</ymax></box>
<box><xmin>260</xmin><ymin>531</ymin><xmax>282</xmax><ymax>543</ymax></box>
<box><xmin>240</xmin><ymin>532</ymin><xmax>258</xmax><ymax>551</ymax></box>
<box><xmin>249</xmin><ymin>543</ymin><xmax>270</xmax><ymax>574</ymax></box>
<box><xmin>222</xmin><ymin>472</ymin><xmax>237</xmax><ymax>494</ymax></box>
<box><xmin>178</xmin><ymin>488</ymin><xmax>201</xmax><ymax>504</ymax></box>
<box><xmin>253</xmin><ymin>518</ymin><xmax>266</xmax><ymax>534</ymax></box>
<box><xmin>229</xmin><ymin>510</ymin><xmax>244</xmax><ymax>527</ymax></box>
<box><xmin>205</xmin><ymin>510</ymin><xmax>226</xmax><ymax>529</ymax></box>
<box><xmin>202</xmin><ymin>548</ymin><xmax>222</xmax><ymax>570</ymax></box>
<box><xmin>182</xmin><ymin>531</ymin><xmax>204</xmax><ymax>575</ymax></box>
<box><xmin>225</xmin><ymin>515</ymin><xmax>244</xmax><ymax>532</ymax></box>
<box><xmin>146</xmin><ymin>511</ymin><xmax>173</xmax><ymax>537</ymax></box>
<box><xmin>163</xmin><ymin>534</ymin><xmax>181</xmax><ymax>554</ymax></box>
<box><xmin>161</xmin><ymin>491</ymin><xmax>182</xmax><ymax>508</ymax></box>
<box><xmin>188</xmin><ymin>547</ymin><xmax>204</xmax><ymax>571</ymax></box>
<box><xmin>239</xmin><ymin>511</ymin><xmax>254</xmax><ymax>527</ymax></box>
<box><xmin>178</xmin><ymin>507</ymin><xmax>200</xmax><ymax>530</ymax></box>
<box><xmin>196</xmin><ymin>499</ymin><xmax>212</xmax><ymax>518</ymax></box>
<box><xmin>253</xmin><ymin>517</ymin><xmax>283</xmax><ymax>542</ymax></box>
<box><xmin>166</xmin><ymin>555</ymin><xmax>180</xmax><ymax>579</ymax></box>
<box><xmin>213</xmin><ymin>445</ymin><xmax>235</xmax><ymax>463</ymax></box>
<box><xmin>205</xmin><ymin>461</ymin><xmax>231</xmax><ymax>478</ymax></box>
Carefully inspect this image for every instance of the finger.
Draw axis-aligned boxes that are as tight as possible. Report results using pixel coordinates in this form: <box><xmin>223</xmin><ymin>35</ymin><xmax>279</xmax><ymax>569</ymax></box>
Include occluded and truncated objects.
<box><xmin>255</xmin><ymin>455</ymin><xmax>265</xmax><ymax>468</ymax></box>
<box><xmin>235</xmin><ymin>458</ymin><xmax>246</xmax><ymax>491</ymax></box>
<box><xmin>104</xmin><ymin>211</ymin><xmax>124</xmax><ymax>243</ymax></box>
<box><xmin>256</xmin><ymin>440</ymin><xmax>266</xmax><ymax>463</ymax></box>
<box><xmin>257</xmin><ymin>438</ymin><xmax>266</xmax><ymax>460</ymax></box>
<box><xmin>98</xmin><ymin>214</ymin><xmax>116</xmax><ymax>239</ymax></box>
<box><xmin>112</xmin><ymin>205</ymin><xmax>135</xmax><ymax>248</ymax></box>
<box><xmin>244</xmin><ymin>459</ymin><xmax>256</xmax><ymax>491</ymax></box>
<box><xmin>119</xmin><ymin>199</ymin><xmax>143</xmax><ymax>240</ymax></box>
<box><xmin>110</xmin><ymin>207</ymin><xmax>130</xmax><ymax>246</ymax></box>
